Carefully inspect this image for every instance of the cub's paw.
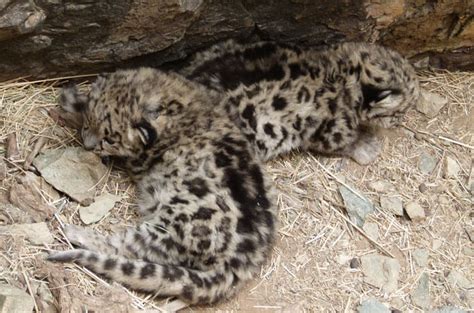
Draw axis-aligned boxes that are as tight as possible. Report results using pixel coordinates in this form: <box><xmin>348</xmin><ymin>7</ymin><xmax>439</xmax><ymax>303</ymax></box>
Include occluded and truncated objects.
<box><xmin>349</xmin><ymin>135</ymin><xmax>382</xmax><ymax>165</ymax></box>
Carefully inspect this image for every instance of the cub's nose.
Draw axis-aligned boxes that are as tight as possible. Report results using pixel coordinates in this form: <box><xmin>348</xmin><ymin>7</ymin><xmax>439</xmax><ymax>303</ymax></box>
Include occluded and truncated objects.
<box><xmin>82</xmin><ymin>134</ymin><xmax>99</xmax><ymax>151</ymax></box>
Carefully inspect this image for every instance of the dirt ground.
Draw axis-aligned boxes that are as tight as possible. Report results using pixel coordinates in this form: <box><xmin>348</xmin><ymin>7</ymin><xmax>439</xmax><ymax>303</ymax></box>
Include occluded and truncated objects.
<box><xmin>0</xmin><ymin>70</ymin><xmax>472</xmax><ymax>312</ymax></box>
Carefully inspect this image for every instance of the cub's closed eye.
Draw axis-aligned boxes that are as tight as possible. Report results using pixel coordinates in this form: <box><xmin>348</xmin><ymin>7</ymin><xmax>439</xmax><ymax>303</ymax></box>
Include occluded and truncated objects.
<box><xmin>103</xmin><ymin>138</ymin><xmax>115</xmax><ymax>144</ymax></box>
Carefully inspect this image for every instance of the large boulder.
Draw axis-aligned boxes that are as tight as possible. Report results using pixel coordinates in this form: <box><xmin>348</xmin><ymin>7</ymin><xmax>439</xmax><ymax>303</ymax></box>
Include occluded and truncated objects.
<box><xmin>0</xmin><ymin>0</ymin><xmax>472</xmax><ymax>81</ymax></box>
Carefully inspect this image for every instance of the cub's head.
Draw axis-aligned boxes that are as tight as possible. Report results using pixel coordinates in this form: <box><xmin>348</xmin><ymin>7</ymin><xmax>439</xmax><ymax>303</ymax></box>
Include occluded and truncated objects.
<box><xmin>339</xmin><ymin>43</ymin><xmax>420</xmax><ymax>128</ymax></box>
<box><xmin>59</xmin><ymin>71</ymin><xmax>157</xmax><ymax>158</ymax></box>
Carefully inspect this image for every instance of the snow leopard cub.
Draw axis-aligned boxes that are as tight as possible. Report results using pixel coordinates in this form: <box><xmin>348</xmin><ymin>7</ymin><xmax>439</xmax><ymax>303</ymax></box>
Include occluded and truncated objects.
<box><xmin>180</xmin><ymin>40</ymin><xmax>420</xmax><ymax>164</ymax></box>
<box><xmin>48</xmin><ymin>68</ymin><xmax>277</xmax><ymax>304</ymax></box>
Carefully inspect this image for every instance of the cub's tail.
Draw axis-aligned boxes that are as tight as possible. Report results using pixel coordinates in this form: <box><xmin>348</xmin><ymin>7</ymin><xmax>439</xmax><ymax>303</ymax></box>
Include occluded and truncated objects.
<box><xmin>48</xmin><ymin>249</ymin><xmax>239</xmax><ymax>304</ymax></box>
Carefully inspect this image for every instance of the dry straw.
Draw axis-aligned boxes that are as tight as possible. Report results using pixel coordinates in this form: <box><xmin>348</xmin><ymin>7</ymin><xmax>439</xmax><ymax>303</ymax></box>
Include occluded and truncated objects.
<box><xmin>0</xmin><ymin>70</ymin><xmax>472</xmax><ymax>311</ymax></box>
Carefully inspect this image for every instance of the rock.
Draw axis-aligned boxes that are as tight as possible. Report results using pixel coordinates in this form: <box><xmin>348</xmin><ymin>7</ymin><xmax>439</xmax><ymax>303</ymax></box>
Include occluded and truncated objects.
<box><xmin>411</xmin><ymin>272</ymin><xmax>431</xmax><ymax>309</ymax></box>
<box><xmin>412</xmin><ymin>249</ymin><xmax>429</xmax><ymax>267</ymax></box>
<box><xmin>33</xmin><ymin>147</ymin><xmax>107</xmax><ymax>204</ymax></box>
<box><xmin>0</xmin><ymin>222</ymin><xmax>53</xmax><ymax>245</ymax></box>
<box><xmin>405</xmin><ymin>202</ymin><xmax>425</xmax><ymax>221</ymax></box>
<box><xmin>418</xmin><ymin>152</ymin><xmax>437</xmax><ymax>175</ymax></box>
<box><xmin>367</xmin><ymin>180</ymin><xmax>395</xmax><ymax>193</ymax></box>
<box><xmin>416</xmin><ymin>90</ymin><xmax>448</xmax><ymax>118</ymax></box>
<box><xmin>339</xmin><ymin>186</ymin><xmax>374</xmax><ymax>227</ymax></box>
<box><xmin>432</xmin><ymin>239</ymin><xmax>443</xmax><ymax>250</ymax></box>
<box><xmin>36</xmin><ymin>283</ymin><xmax>57</xmax><ymax>313</ymax></box>
<box><xmin>9</xmin><ymin>172</ymin><xmax>59</xmax><ymax>221</ymax></box>
<box><xmin>357</xmin><ymin>298</ymin><xmax>390</xmax><ymax>313</ymax></box>
<box><xmin>361</xmin><ymin>254</ymin><xmax>400</xmax><ymax>292</ymax></box>
<box><xmin>433</xmin><ymin>305</ymin><xmax>467</xmax><ymax>313</ymax></box>
<box><xmin>380</xmin><ymin>195</ymin><xmax>403</xmax><ymax>216</ymax></box>
<box><xmin>447</xmin><ymin>270</ymin><xmax>472</xmax><ymax>289</ymax></box>
<box><xmin>0</xmin><ymin>203</ymin><xmax>35</xmax><ymax>224</ymax></box>
<box><xmin>362</xmin><ymin>222</ymin><xmax>379</xmax><ymax>240</ymax></box>
<box><xmin>350</xmin><ymin>257</ymin><xmax>360</xmax><ymax>269</ymax></box>
<box><xmin>0</xmin><ymin>284</ymin><xmax>35</xmax><ymax>313</ymax></box>
<box><xmin>444</xmin><ymin>157</ymin><xmax>460</xmax><ymax>178</ymax></box>
<box><xmin>79</xmin><ymin>193</ymin><xmax>122</xmax><ymax>225</ymax></box>
<box><xmin>418</xmin><ymin>183</ymin><xmax>429</xmax><ymax>193</ymax></box>
<box><xmin>462</xmin><ymin>246</ymin><xmax>474</xmax><ymax>257</ymax></box>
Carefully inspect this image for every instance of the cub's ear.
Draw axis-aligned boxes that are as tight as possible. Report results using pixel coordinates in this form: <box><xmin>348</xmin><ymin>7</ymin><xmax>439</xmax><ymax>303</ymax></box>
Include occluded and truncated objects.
<box><xmin>59</xmin><ymin>85</ymin><xmax>88</xmax><ymax>113</ymax></box>
<box><xmin>134</xmin><ymin>119</ymin><xmax>157</xmax><ymax>148</ymax></box>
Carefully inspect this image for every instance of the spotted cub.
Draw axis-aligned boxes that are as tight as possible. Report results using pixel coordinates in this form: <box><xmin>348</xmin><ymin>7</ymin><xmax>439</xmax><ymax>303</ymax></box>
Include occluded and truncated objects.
<box><xmin>48</xmin><ymin>68</ymin><xmax>276</xmax><ymax>304</ymax></box>
<box><xmin>180</xmin><ymin>40</ymin><xmax>420</xmax><ymax>164</ymax></box>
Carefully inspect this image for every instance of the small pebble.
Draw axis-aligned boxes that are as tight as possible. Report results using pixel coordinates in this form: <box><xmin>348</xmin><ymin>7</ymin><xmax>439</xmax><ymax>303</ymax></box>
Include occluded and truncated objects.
<box><xmin>444</xmin><ymin>156</ymin><xmax>460</xmax><ymax>178</ymax></box>
<box><xmin>350</xmin><ymin>257</ymin><xmax>360</xmax><ymax>269</ymax></box>
<box><xmin>357</xmin><ymin>299</ymin><xmax>390</xmax><ymax>313</ymax></box>
<box><xmin>380</xmin><ymin>195</ymin><xmax>404</xmax><ymax>216</ymax></box>
<box><xmin>418</xmin><ymin>183</ymin><xmax>428</xmax><ymax>193</ymax></box>
<box><xmin>418</xmin><ymin>152</ymin><xmax>437</xmax><ymax>175</ymax></box>
<box><xmin>411</xmin><ymin>273</ymin><xmax>431</xmax><ymax>309</ymax></box>
<box><xmin>412</xmin><ymin>249</ymin><xmax>429</xmax><ymax>267</ymax></box>
<box><xmin>405</xmin><ymin>202</ymin><xmax>426</xmax><ymax>221</ymax></box>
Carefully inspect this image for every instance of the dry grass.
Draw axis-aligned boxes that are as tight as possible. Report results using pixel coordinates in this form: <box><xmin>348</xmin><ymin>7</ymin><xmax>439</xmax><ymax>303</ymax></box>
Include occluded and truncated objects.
<box><xmin>0</xmin><ymin>70</ymin><xmax>472</xmax><ymax>312</ymax></box>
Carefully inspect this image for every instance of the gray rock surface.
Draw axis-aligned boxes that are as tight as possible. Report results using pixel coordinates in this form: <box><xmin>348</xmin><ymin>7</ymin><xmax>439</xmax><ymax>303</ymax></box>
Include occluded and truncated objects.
<box><xmin>339</xmin><ymin>186</ymin><xmax>374</xmax><ymax>227</ymax></box>
<box><xmin>357</xmin><ymin>299</ymin><xmax>390</xmax><ymax>313</ymax></box>
<box><xmin>0</xmin><ymin>284</ymin><xmax>35</xmax><ymax>313</ymax></box>
<box><xmin>380</xmin><ymin>195</ymin><xmax>403</xmax><ymax>216</ymax></box>
<box><xmin>368</xmin><ymin>180</ymin><xmax>395</xmax><ymax>193</ymax></box>
<box><xmin>79</xmin><ymin>193</ymin><xmax>122</xmax><ymax>225</ymax></box>
<box><xmin>411</xmin><ymin>272</ymin><xmax>431</xmax><ymax>309</ymax></box>
<box><xmin>0</xmin><ymin>222</ymin><xmax>53</xmax><ymax>245</ymax></box>
<box><xmin>447</xmin><ymin>270</ymin><xmax>472</xmax><ymax>289</ymax></box>
<box><xmin>405</xmin><ymin>202</ymin><xmax>426</xmax><ymax>221</ymax></box>
<box><xmin>412</xmin><ymin>248</ymin><xmax>429</xmax><ymax>267</ymax></box>
<box><xmin>33</xmin><ymin>147</ymin><xmax>107</xmax><ymax>204</ymax></box>
<box><xmin>0</xmin><ymin>0</ymin><xmax>472</xmax><ymax>81</ymax></box>
<box><xmin>416</xmin><ymin>90</ymin><xmax>448</xmax><ymax>118</ymax></box>
<box><xmin>361</xmin><ymin>253</ymin><xmax>400</xmax><ymax>293</ymax></box>
<box><xmin>444</xmin><ymin>156</ymin><xmax>460</xmax><ymax>178</ymax></box>
<box><xmin>418</xmin><ymin>152</ymin><xmax>437</xmax><ymax>175</ymax></box>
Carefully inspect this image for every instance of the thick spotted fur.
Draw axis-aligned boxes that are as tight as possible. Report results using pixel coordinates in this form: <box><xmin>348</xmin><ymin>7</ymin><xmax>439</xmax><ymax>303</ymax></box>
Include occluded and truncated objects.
<box><xmin>49</xmin><ymin>68</ymin><xmax>276</xmax><ymax>304</ymax></box>
<box><xmin>180</xmin><ymin>40</ymin><xmax>420</xmax><ymax>164</ymax></box>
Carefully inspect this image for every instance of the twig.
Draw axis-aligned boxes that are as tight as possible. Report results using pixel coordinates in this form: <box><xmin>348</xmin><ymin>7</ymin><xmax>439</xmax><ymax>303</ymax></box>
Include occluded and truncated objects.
<box><xmin>327</xmin><ymin>203</ymin><xmax>396</xmax><ymax>258</ymax></box>
<box><xmin>23</xmin><ymin>136</ymin><xmax>48</xmax><ymax>170</ymax></box>
<box><xmin>21</xmin><ymin>266</ymin><xmax>40</xmax><ymax>313</ymax></box>
<box><xmin>438</xmin><ymin>135</ymin><xmax>474</xmax><ymax>150</ymax></box>
<box><xmin>0</xmin><ymin>73</ymin><xmax>98</xmax><ymax>88</ymax></box>
<box><xmin>6</xmin><ymin>133</ymin><xmax>20</xmax><ymax>160</ymax></box>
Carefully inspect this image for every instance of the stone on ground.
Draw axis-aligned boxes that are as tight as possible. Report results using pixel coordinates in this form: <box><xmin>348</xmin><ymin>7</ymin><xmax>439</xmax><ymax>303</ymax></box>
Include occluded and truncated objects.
<box><xmin>367</xmin><ymin>180</ymin><xmax>395</xmax><ymax>193</ymax></box>
<box><xmin>447</xmin><ymin>270</ymin><xmax>472</xmax><ymax>289</ymax></box>
<box><xmin>405</xmin><ymin>202</ymin><xmax>426</xmax><ymax>221</ymax></box>
<box><xmin>362</xmin><ymin>222</ymin><xmax>379</xmax><ymax>240</ymax></box>
<box><xmin>79</xmin><ymin>193</ymin><xmax>123</xmax><ymax>225</ymax></box>
<box><xmin>380</xmin><ymin>195</ymin><xmax>403</xmax><ymax>216</ymax></box>
<box><xmin>339</xmin><ymin>186</ymin><xmax>374</xmax><ymax>227</ymax></box>
<box><xmin>444</xmin><ymin>156</ymin><xmax>460</xmax><ymax>178</ymax></box>
<box><xmin>33</xmin><ymin>147</ymin><xmax>107</xmax><ymax>204</ymax></box>
<box><xmin>416</xmin><ymin>90</ymin><xmax>448</xmax><ymax>118</ymax></box>
<box><xmin>0</xmin><ymin>284</ymin><xmax>35</xmax><ymax>313</ymax></box>
<box><xmin>418</xmin><ymin>152</ymin><xmax>437</xmax><ymax>175</ymax></box>
<box><xmin>412</xmin><ymin>248</ymin><xmax>429</xmax><ymax>267</ymax></box>
<box><xmin>357</xmin><ymin>299</ymin><xmax>390</xmax><ymax>313</ymax></box>
<box><xmin>361</xmin><ymin>253</ymin><xmax>400</xmax><ymax>292</ymax></box>
<box><xmin>411</xmin><ymin>272</ymin><xmax>431</xmax><ymax>309</ymax></box>
<box><xmin>0</xmin><ymin>222</ymin><xmax>53</xmax><ymax>245</ymax></box>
